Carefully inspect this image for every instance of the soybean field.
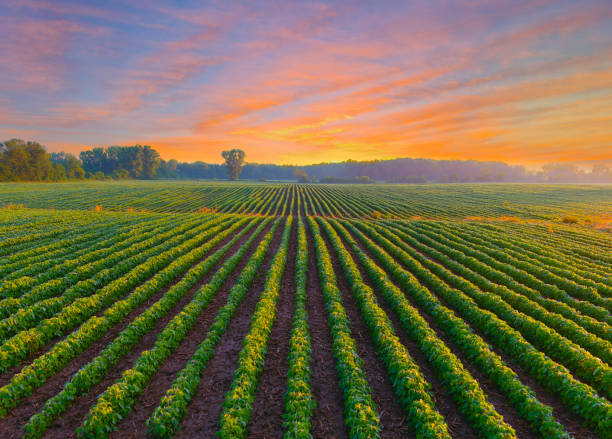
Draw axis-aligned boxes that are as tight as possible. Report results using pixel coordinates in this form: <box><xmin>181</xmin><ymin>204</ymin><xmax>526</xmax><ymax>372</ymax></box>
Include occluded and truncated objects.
<box><xmin>1</xmin><ymin>181</ymin><xmax>611</xmax><ymax>221</ymax></box>
<box><xmin>0</xmin><ymin>182</ymin><xmax>610</xmax><ymax>439</ymax></box>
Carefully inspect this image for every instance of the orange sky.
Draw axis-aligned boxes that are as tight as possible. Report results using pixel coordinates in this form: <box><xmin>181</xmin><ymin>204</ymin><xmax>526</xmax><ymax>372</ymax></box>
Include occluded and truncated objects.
<box><xmin>0</xmin><ymin>0</ymin><xmax>611</xmax><ymax>166</ymax></box>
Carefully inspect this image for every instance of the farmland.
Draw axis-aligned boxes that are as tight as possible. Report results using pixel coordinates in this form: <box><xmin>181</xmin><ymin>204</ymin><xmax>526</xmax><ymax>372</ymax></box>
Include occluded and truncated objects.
<box><xmin>0</xmin><ymin>182</ymin><xmax>610</xmax><ymax>439</ymax></box>
<box><xmin>0</xmin><ymin>181</ymin><xmax>611</xmax><ymax>221</ymax></box>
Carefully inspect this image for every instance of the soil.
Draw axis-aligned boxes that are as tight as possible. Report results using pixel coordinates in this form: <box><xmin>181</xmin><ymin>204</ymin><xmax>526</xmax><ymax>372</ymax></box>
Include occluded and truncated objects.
<box><xmin>380</xmin><ymin>222</ymin><xmax>600</xmax><ymax>439</ymax></box>
<box><xmin>304</xmin><ymin>219</ymin><xmax>349</xmax><ymax>439</ymax></box>
<box><xmin>246</xmin><ymin>218</ymin><xmax>297</xmax><ymax>438</ymax></box>
<box><xmin>1</xmin><ymin>218</ymin><xmax>263</xmax><ymax>439</ymax></box>
<box><xmin>299</xmin><ymin>190</ymin><xmax>308</xmax><ymax>218</ymax></box>
<box><xmin>343</xmin><ymin>223</ymin><xmax>513</xmax><ymax>438</ymax></box>
<box><xmin>318</xmin><ymin>223</ymin><xmax>414</xmax><ymax>438</ymax></box>
<box><xmin>0</xmin><ymin>218</ymin><xmax>214</xmax><ymax>387</ymax></box>
<box><xmin>163</xmin><ymin>221</ymin><xmax>284</xmax><ymax>438</ymax></box>
<box><xmin>293</xmin><ymin>188</ymin><xmax>299</xmax><ymax>217</ymax></box>
<box><xmin>0</xmin><ymin>213</ymin><xmax>602</xmax><ymax>439</ymax></box>
<box><xmin>104</xmin><ymin>219</ymin><xmax>280</xmax><ymax>439</ymax></box>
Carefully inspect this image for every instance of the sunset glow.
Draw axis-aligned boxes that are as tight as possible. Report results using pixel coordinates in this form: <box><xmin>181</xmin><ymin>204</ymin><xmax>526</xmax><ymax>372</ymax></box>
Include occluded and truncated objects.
<box><xmin>1</xmin><ymin>0</ymin><xmax>610</xmax><ymax>165</ymax></box>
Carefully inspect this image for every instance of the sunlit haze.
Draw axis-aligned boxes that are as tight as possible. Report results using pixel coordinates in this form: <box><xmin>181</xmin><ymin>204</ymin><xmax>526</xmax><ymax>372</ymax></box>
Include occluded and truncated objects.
<box><xmin>1</xmin><ymin>0</ymin><xmax>610</xmax><ymax>166</ymax></box>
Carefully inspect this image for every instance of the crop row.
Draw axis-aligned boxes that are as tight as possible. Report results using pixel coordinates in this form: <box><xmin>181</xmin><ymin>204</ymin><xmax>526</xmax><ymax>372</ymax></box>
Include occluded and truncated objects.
<box><xmin>385</xmin><ymin>223</ymin><xmax>612</xmax><ymax>358</ymax></box>
<box><xmin>419</xmin><ymin>222</ymin><xmax>612</xmax><ymax>312</ymax></box>
<box><xmin>449</xmin><ymin>222</ymin><xmax>612</xmax><ymax>297</ymax></box>
<box><xmin>0</xmin><ymin>216</ymin><xmax>152</xmax><ymax>281</ymax></box>
<box><xmin>78</xmin><ymin>217</ymin><xmax>281</xmax><ymax>438</ymax></box>
<box><xmin>217</xmin><ymin>216</ymin><xmax>293</xmax><ymax>438</ymax></box>
<box><xmin>0</xmin><ymin>218</ymin><xmax>186</xmax><ymax>319</ymax></box>
<box><xmin>282</xmin><ymin>214</ymin><xmax>314</xmax><ymax>439</ymax></box>
<box><xmin>347</xmin><ymin>219</ymin><xmax>574</xmax><ymax>438</ymax></box>
<box><xmin>324</xmin><ymin>217</ymin><xmax>515</xmax><ymax>439</ymax></box>
<box><xmin>21</xmin><ymin>216</ymin><xmax>265</xmax><ymax>438</ymax></box>
<box><xmin>416</xmin><ymin>223</ymin><xmax>612</xmax><ymax>338</ymax></box>
<box><xmin>307</xmin><ymin>217</ymin><xmax>380</xmax><ymax>439</ymax></box>
<box><xmin>389</xmin><ymin>222</ymin><xmax>612</xmax><ymax>400</ymax></box>
<box><xmin>0</xmin><ymin>214</ymin><xmax>233</xmax><ymax>371</ymax></box>
<box><xmin>357</xmin><ymin>220</ymin><xmax>611</xmax><ymax>437</ymax></box>
<box><xmin>2</xmin><ymin>216</ymin><xmax>256</xmax><ymax>426</ymax></box>
<box><xmin>0</xmin><ymin>214</ymin><xmax>219</xmax><ymax>340</ymax></box>
<box><xmin>0</xmin><ymin>214</ymin><xmax>175</xmax><ymax>293</ymax></box>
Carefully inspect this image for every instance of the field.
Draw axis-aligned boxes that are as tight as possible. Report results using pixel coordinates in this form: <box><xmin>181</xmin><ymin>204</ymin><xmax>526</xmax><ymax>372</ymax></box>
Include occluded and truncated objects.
<box><xmin>0</xmin><ymin>182</ymin><xmax>610</xmax><ymax>439</ymax></box>
<box><xmin>0</xmin><ymin>181</ymin><xmax>611</xmax><ymax>222</ymax></box>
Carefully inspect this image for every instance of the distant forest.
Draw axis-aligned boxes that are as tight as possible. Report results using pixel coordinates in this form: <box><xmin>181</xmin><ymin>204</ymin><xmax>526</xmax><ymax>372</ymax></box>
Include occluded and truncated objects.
<box><xmin>1</xmin><ymin>138</ymin><xmax>611</xmax><ymax>183</ymax></box>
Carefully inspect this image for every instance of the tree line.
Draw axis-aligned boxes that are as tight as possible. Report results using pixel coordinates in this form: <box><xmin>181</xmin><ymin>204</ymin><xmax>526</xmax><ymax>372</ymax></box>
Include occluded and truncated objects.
<box><xmin>79</xmin><ymin>145</ymin><xmax>161</xmax><ymax>179</ymax></box>
<box><xmin>1</xmin><ymin>138</ymin><xmax>611</xmax><ymax>183</ymax></box>
<box><xmin>160</xmin><ymin>156</ymin><xmax>612</xmax><ymax>183</ymax></box>
<box><xmin>0</xmin><ymin>140</ymin><xmax>165</xmax><ymax>182</ymax></box>
<box><xmin>0</xmin><ymin>139</ymin><xmax>85</xmax><ymax>182</ymax></box>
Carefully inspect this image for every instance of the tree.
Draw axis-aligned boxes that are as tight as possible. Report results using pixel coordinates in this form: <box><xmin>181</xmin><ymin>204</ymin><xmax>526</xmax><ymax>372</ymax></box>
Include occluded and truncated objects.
<box><xmin>24</xmin><ymin>141</ymin><xmax>51</xmax><ymax>180</ymax></box>
<box><xmin>51</xmin><ymin>152</ymin><xmax>85</xmax><ymax>179</ymax></box>
<box><xmin>116</xmin><ymin>146</ymin><xmax>143</xmax><ymax>178</ymax></box>
<box><xmin>70</xmin><ymin>164</ymin><xmax>86</xmax><ymax>179</ymax></box>
<box><xmin>294</xmin><ymin>168</ymin><xmax>308</xmax><ymax>182</ymax></box>
<box><xmin>0</xmin><ymin>139</ymin><xmax>53</xmax><ymax>181</ymax></box>
<box><xmin>222</xmin><ymin>149</ymin><xmax>245</xmax><ymax>180</ymax></box>
<box><xmin>78</xmin><ymin>145</ymin><xmax>160</xmax><ymax>179</ymax></box>
<box><xmin>166</xmin><ymin>159</ymin><xmax>178</xmax><ymax>172</ymax></box>
<box><xmin>141</xmin><ymin>145</ymin><xmax>161</xmax><ymax>179</ymax></box>
<box><xmin>80</xmin><ymin>148</ymin><xmax>106</xmax><ymax>174</ymax></box>
<box><xmin>494</xmin><ymin>172</ymin><xmax>506</xmax><ymax>182</ymax></box>
<box><xmin>112</xmin><ymin>169</ymin><xmax>130</xmax><ymax>179</ymax></box>
<box><xmin>0</xmin><ymin>140</ymin><xmax>28</xmax><ymax>180</ymax></box>
<box><xmin>591</xmin><ymin>164</ymin><xmax>611</xmax><ymax>182</ymax></box>
<box><xmin>542</xmin><ymin>163</ymin><xmax>581</xmax><ymax>183</ymax></box>
<box><xmin>48</xmin><ymin>162</ymin><xmax>67</xmax><ymax>181</ymax></box>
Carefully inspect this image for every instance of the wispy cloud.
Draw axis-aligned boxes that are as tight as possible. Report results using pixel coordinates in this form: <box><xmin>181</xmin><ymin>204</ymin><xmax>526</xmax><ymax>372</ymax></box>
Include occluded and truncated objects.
<box><xmin>0</xmin><ymin>0</ymin><xmax>610</xmax><ymax>165</ymax></box>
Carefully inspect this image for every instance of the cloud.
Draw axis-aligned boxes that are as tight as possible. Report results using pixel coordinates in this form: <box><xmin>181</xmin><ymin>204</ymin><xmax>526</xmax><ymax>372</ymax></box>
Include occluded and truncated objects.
<box><xmin>1</xmin><ymin>0</ymin><xmax>610</xmax><ymax>165</ymax></box>
<box><xmin>0</xmin><ymin>15</ymin><xmax>109</xmax><ymax>91</ymax></box>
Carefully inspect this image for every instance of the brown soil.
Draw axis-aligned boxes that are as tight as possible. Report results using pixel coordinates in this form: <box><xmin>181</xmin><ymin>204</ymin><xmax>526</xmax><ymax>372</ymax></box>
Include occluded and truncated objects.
<box><xmin>2</xmin><ymin>213</ymin><xmax>599</xmax><ymax>439</ymax></box>
<box><xmin>0</xmin><ymin>219</ymin><xmax>211</xmax><ymax>387</ymax></box>
<box><xmin>318</xmin><ymin>225</ymin><xmax>414</xmax><ymax>438</ymax></box>
<box><xmin>383</xmin><ymin>223</ymin><xmax>600</xmax><ymax>439</ymax></box>
<box><xmin>246</xmin><ymin>218</ymin><xmax>297</xmax><ymax>438</ymax></box>
<box><xmin>298</xmin><ymin>191</ymin><xmax>308</xmax><ymax>218</ymax></box>
<box><xmin>0</xmin><ymin>219</ymin><xmax>261</xmax><ymax>439</ymax></box>
<box><xmin>147</xmin><ymin>221</ymin><xmax>284</xmax><ymax>439</ymax></box>
<box><xmin>104</xmin><ymin>219</ymin><xmax>280</xmax><ymax>439</ymax></box>
<box><xmin>344</xmin><ymin>224</ymin><xmax>514</xmax><ymax>438</ymax></box>
<box><xmin>292</xmin><ymin>188</ymin><xmax>299</xmax><ymax>217</ymax></box>
<box><xmin>304</xmin><ymin>218</ymin><xmax>348</xmax><ymax>439</ymax></box>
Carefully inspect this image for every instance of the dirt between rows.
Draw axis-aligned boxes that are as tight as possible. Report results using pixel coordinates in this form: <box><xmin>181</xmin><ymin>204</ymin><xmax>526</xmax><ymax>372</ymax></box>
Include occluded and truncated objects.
<box><xmin>0</xmin><ymin>217</ymin><xmax>265</xmax><ymax>439</ymax></box>
<box><xmin>304</xmin><ymin>220</ymin><xmax>349</xmax><ymax>439</ymax></box>
<box><xmin>167</xmin><ymin>220</ymin><xmax>285</xmax><ymax>438</ymax></box>
<box><xmin>340</xmin><ymin>223</ymin><xmax>491</xmax><ymax>439</ymax></box>
<box><xmin>246</xmin><ymin>218</ymin><xmax>297</xmax><ymax>437</ymax></box>
<box><xmin>380</xmin><ymin>221</ymin><xmax>600</xmax><ymax>439</ymax></box>
<box><xmin>106</xmin><ymin>218</ymin><xmax>278</xmax><ymax>439</ymax></box>
<box><xmin>4</xmin><ymin>214</ymin><xmax>597</xmax><ymax>439</ymax></box>
<box><xmin>299</xmin><ymin>191</ymin><xmax>308</xmax><ymax>218</ymax></box>
<box><xmin>318</xmin><ymin>223</ymin><xmax>419</xmax><ymax>439</ymax></box>
<box><xmin>4</xmin><ymin>215</ymin><xmax>350</xmax><ymax>439</ymax></box>
<box><xmin>291</xmin><ymin>188</ymin><xmax>299</xmax><ymax>217</ymax></box>
<box><xmin>0</xmin><ymin>218</ymin><xmax>198</xmax><ymax>387</ymax></box>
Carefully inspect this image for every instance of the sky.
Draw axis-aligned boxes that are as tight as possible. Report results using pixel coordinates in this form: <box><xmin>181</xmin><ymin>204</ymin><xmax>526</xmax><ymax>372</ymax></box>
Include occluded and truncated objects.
<box><xmin>0</xmin><ymin>0</ymin><xmax>611</xmax><ymax>166</ymax></box>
